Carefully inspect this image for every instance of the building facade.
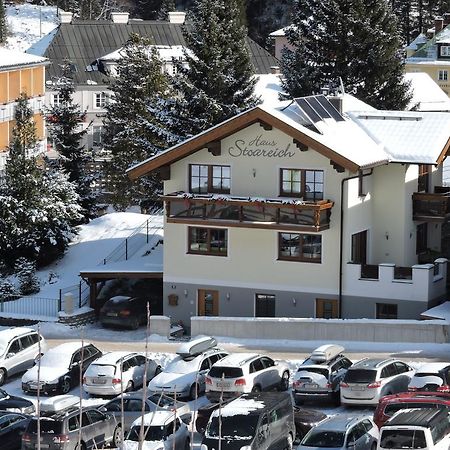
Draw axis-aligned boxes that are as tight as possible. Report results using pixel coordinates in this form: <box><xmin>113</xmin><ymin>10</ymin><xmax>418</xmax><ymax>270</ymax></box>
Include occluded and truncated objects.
<box><xmin>128</xmin><ymin>96</ymin><xmax>450</xmax><ymax>322</ymax></box>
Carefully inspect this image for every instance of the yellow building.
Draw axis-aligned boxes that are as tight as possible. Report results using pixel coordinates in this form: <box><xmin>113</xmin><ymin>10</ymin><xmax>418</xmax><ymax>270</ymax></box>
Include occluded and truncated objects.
<box><xmin>405</xmin><ymin>19</ymin><xmax>450</xmax><ymax>97</ymax></box>
<box><xmin>0</xmin><ymin>48</ymin><xmax>49</xmax><ymax>171</ymax></box>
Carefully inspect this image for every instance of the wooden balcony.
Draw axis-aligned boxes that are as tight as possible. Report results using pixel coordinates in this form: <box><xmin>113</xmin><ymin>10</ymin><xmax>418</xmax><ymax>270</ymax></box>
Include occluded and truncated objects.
<box><xmin>413</xmin><ymin>188</ymin><xmax>450</xmax><ymax>222</ymax></box>
<box><xmin>162</xmin><ymin>192</ymin><xmax>334</xmax><ymax>232</ymax></box>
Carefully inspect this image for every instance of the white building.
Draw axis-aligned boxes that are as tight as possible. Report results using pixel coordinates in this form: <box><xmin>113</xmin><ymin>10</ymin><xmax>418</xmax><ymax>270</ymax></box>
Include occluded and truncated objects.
<box><xmin>127</xmin><ymin>95</ymin><xmax>450</xmax><ymax>322</ymax></box>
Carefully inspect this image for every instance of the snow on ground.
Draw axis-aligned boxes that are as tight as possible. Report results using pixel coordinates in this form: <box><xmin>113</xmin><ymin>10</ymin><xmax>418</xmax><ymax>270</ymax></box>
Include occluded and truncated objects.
<box><xmin>5</xmin><ymin>4</ymin><xmax>58</xmax><ymax>53</ymax></box>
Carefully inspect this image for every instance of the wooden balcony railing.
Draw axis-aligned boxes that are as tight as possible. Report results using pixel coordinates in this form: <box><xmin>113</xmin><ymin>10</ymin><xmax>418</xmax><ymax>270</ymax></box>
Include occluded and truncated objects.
<box><xmin>162</xmin><ymin>192</ymin><xmax>334</xmax><ymax>232</ymax></box>
<box><xmin>413</xmin><ymin>189</ymin><xmax>450</xmax><ymax>222</ymax></box>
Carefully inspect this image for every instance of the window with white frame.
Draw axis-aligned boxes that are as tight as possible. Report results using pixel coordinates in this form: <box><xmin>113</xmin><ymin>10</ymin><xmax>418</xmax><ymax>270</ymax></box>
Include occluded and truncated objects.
<box><xmin>438</xmin><ymin>70</ymin><xmax>448</xmax><ymax>81</ymax></box>
<box><xmin>441</xmin><ymin>46</ymin><xmax>450</xmax><ymax>57</ymax></box>
<box><xmin>94</xmin><ymin>92</ymin><xmax>107</xmax><ymax>108</ymax></box>
<box><xmin>92</xmin><ymin>125</ymin><xmax>103</xmax><ymax>147</ymax></box>
<box><xmin>52</xmin><ymin>93</ymin><xmax>62</xmax><ymax>106</ymax></box>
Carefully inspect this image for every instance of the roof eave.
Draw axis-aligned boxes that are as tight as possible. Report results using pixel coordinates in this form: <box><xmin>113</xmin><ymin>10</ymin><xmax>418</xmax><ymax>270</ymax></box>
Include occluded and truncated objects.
<box><xmin>0</xmin><ymin>59</ymin><xmax>51</xmax><ymax>73</ymax></box>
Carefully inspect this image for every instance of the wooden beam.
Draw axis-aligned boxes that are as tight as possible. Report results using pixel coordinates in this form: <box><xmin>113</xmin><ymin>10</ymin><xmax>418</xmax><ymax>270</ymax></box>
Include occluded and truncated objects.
<box><xmin>207</xmin><ymin>141</ymin><xmax>221</xmax><ymax>156</ymax></box>
<box><xmin>158</xmin><ymin>165</ymin><xmax>171</xmax><ymax>180</ymax></box>
<box><xmin>330</xmin><ymin>161</ymin><xmax>345</xmax><ymax>173</ymax></box>
<box><xmin>294</xmin><ymin>139</ymin><xmax>308</xmax><ymax>151</ymax></box>
<box><xmin>258</xmin><ymin>120</ymin><xmax>272</xmax><ymax>131</ymax></box>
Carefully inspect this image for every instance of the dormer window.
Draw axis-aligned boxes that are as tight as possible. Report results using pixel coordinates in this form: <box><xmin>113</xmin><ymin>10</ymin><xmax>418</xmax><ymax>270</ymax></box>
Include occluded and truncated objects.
<box><xmin>280</xmin><ymin>168</ymin><xmax>324</xmax><ymax>201</ymax></box>
<box><xmin>189</xmin><ymin>164</ymin><xmax>231</xmax><ymax>194</ymax></box>
<box><xmin>441</xmin><ymin>46</ymin><xmax>450</xmax><ymax>57</ymax></box>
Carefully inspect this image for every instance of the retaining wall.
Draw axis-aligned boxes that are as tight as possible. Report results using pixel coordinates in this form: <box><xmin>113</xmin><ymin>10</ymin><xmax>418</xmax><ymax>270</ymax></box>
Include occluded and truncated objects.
<box><xmin>190</xmin><ymin>316</ymin><xmax>450</xmax><ymax>343</ymax></box>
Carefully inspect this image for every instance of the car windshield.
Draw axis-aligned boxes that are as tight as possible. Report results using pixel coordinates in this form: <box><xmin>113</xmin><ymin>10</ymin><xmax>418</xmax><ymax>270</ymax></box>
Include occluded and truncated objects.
<box><xmin>301</xmin><ymin>430</ymin><xmax>345</xmax><ymax>447</ymax></box>
<box><xmin>165</xmin><ymin>355</ymin><xmax>200</xmax><ymax>374</ymax></box>
<box><xmin>41</xmin><ymin>350</ymin><xmax>71</xmax><ymax>368</ymax></box>
<box><xmin>206</xmin><ymin>415</ymin><xmax>258</xmax><ymax>439</ymax></box>
<box><xmin>344</xmin><ymin>369</ymin><xmax>377</xmax><ymax>383</ymax></box>
<box><xmin>208</xmin><ymin>366</ymin><xmax>243</xmax><ymax>378</ymax></box>
<box><xmin>147</xmin><ymin>394</ymin><xmax>177</xmax><ymax>408</ymax></box>
<box><xmin>89</xmin><ymin>364</ymin><xmax>116</xmax><ymax>377</ymax></box>
<box><xmin>380</xmin><ymin>430</ymin><xmax>427</xmax><ymax>449</ymax></box>
<box><xmin>127</xmin><ymin>425</ymin><xmax>165</xmax><ymax>441</ymax></box>
<box><xmin>28</xmin><ymin>419</ymin><xmax>63</xmax><ymax>434</ymax></box>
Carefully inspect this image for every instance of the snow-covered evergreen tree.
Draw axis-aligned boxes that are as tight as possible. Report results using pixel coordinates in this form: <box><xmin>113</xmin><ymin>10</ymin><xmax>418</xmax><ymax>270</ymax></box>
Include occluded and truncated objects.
<box><xmin>0</xmin><ymin>94</ymin><xmax>81</xmax><ymax>270</ymax></box>
<box><xmin>157</xmin><ymin>0</ymin><xmax>175</xmax><ymax>20</ymax></box>
<box><xmin>46</xmin><ymin>62</ymin><xmax>97</xmax><ymax>221</ymax></box>
<box><xmin>0</xmin><ymin>280</ymin><xmax>17</xmax><ymax>301</ymax></box>
<box><xmin>281</xmin><ymin>0</ymin><xmax>411</xmax><ymax>110</ymax></box>
<box><xmin>103</xmin><ymin>33</ymin><xmax>170</xmax><ymax>210</ymax></box>
<box><xmin>15</xmin><ymin>258</ymin><xmax>40</xmax><ymax>295</ymax></box>
<box><xmin>0</xmin><ymin>0</ymin><xmax>7</xmax><ymax>45</ymax></box>
<box><xmin>159</xmin><ymin>0</ymin><xmax>260</xmax><ymax>140</ymax></box>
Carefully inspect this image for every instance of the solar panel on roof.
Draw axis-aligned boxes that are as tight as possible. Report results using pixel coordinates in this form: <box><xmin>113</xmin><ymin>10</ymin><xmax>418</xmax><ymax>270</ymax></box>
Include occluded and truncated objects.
<box><xmin>294</xmin><ymin>95</ymin><xmax>346</xmax><ymax>124</ymax></box>
<box><xmin>316</xmin><ymin>95</ymin><xmax>345</xmax><ymax>122</ymax></box>
<box><xmin>295</xmin><ymin>98</ymin><xmax>322</xmax><ymax>123</ymax></box>
<box><xmin>306</xmin><ymin>96</ymin><xmax>333</xmax><ymax>119</ymax></box>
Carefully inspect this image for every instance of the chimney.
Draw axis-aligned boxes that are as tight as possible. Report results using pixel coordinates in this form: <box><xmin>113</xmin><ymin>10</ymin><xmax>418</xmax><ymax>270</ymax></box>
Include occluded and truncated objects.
<box><xmin>111</xmin><ymin>12</ymin><xmax>130</xmax><ymax>23</ymax></box>
<box><xmin>435</xmin><ymin>17</ymin><xmax>444</xmax><ymax>34</ymax></box>
<box><xmin>444</xmin><ymin>13</ymin><xmax>450</xmax><ymax>27</ymax></box>
<box><xmin>59</xmin><ymin>11</ymin><xmax>73</xmax><ymax>24</ymax></box>
<box><xmin>270</xmin><ymin>66</ymin><xmax>281</xmax><ymax>74</ymax></box>
<box><xmin>168</xmin><ymin>12</ymin><xmax>186</xmax><ymax>24</ymax></box>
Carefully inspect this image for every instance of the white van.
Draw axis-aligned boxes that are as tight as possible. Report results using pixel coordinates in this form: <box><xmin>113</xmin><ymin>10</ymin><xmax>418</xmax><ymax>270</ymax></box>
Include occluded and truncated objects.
<box><xmin>378</xmin><ymin>408</ymin><xmax>450</xmax><ymax>450</ymax></box>
<box><xmin>0</xmin><ymin>327</ymin><xmax>47</xmax><ymax>385</ymax></box>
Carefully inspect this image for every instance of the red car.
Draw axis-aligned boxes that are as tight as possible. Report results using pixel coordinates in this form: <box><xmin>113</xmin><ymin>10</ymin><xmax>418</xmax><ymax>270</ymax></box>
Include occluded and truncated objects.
<box><xmin>373</xmin><ymin>391</ymin><xmax>450</xmax><ymax>428</ymax></box>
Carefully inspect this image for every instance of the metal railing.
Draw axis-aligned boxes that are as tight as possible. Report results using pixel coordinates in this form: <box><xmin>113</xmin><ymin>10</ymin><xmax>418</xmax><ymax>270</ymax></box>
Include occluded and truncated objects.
<box><xmin>59</xmin><ymin>279</ymin><xmax>90</xmax><ymax>310</ymax></box>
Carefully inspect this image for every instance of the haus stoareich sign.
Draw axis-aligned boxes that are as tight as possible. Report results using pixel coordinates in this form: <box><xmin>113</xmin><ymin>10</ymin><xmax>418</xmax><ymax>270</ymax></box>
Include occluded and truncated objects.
<box><xmin>228</xmin><ymin>134</ymin><xmax>296</xmax><ymax>158</ymax></box>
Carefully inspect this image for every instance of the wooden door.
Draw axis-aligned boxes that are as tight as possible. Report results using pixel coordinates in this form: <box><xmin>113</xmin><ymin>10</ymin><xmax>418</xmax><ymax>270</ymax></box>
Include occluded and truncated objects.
<box><xmin>255</xmin><ymin>294</ymin><xmax>276</xmax><ymax>317</ymax></box>
<box><xmin>351</xmin><ymin>230</ymin><xmax>367</xmax><ymax>265</ymax></box>
<box><xmin>198</xmin><ymin>289</ymin><xmax>219</xmax><ymax>316</ymax></box>
<box><xmin>316</xmin><ymin>298</ymin><xmax>339</xmax><ymax>319</ymax></box>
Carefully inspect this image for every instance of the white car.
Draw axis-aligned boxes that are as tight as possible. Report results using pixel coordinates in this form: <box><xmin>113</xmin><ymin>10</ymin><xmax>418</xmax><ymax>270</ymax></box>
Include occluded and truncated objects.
<box><xmin>205</xmin><ymin>353</ymin><xmax>290</xmax><ymax>401</ymax></box>
<box><xmin>0</xmin><ymin>327</ymin><xmax>47</xmax><ymax>385</ymax></box>
<box><xmin>148</xmin><ymin>336</ymin><xmax>228</xmax><ymax>399</ymax></box>
<box><xmin>408</xmin><ymin>363</ymin><xmax>450</xmax><ymax>392</ymax></box>
<box><xmin>123</xmin><ymin>410</ymin><xmax>190</xmax><ymax>450</ymax></box>
<box><xmin>83</xmin><ymin>351</ymin><xmax>161</xmax><ymax>396</ymax></box>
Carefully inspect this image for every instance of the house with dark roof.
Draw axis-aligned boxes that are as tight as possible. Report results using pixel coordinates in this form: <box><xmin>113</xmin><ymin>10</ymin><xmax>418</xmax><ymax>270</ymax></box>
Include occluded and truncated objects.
<box><xmin>28</xmin><ymin>11</ymin><xmax>279</xmax><ymax>150</ymax></box>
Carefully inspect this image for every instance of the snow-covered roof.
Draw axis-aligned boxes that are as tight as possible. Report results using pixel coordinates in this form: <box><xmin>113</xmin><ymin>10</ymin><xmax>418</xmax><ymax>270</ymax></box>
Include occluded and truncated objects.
<box><xmin>436</xmin><ymin>27</ymin><xmax>450</xmax><ymax>44</ymax></box>
<box><xmin>212</xmin><ymin>397</ymin><xmax>266</xmax><ymax>417</ymax></box>
<box><xmin>406</xmin><ymin>33</ymin><xmax>428</xmax><ymax>51</ymax></box>
<box><xmin>348</xmin><ymin>110</ymin><xmax>450</xmax><ymax>164</ymax></box>
<box><xmin>99</xmin><ymin>44</ymin><xmax>188</xmax><ymax>63</ymax></box>
<box><xmin>421</xmin><ymin>301</ymin><xmax>450</xmax><ymax>320</ymax></box>
<box><xmin>135</xmin><ymin>410</ymin><xmax>176</xmax><ymax>426</ymax></box>
<box><xmin>27</xmin><ymin>28</ymin><xmax>59</xmax><ymax>57</ymax></box>
<box><xmin>404</xmin><ymin>72</ymin><xmax>450</xmax><ymax>112</ymax></box>
<box><xmin>269</xmin><ymin>25</ymin><xmax>295</xmax><ymax>37</ymax></box>
<box><xmin>91</xmin><ymin>351</ymin><xmax>136</xmax><ymax>365</ymax></box>
<box><xmin>213</xmin><ymin>353</ymin><xmax>259</xmax><ymax>367</ymax></box>
<box><xmin>254</xmin><ymin>73</ymin><xmax>285</xmax><ymax>107</ymax></box>
<box><xmin>414</xmin><ymin>362</ymin><xmax>450</xmax><ymax>372</ymax></box>
<box><xmin>0</xmin><ymin>48</ymin><xmax>48</xmax><ymax>71</ymax></box>
<box><xmin>0</xmin><ymin>327</ymin><xmax>35</xmax><ymax>342</ymax></box>
<box><xmin>49</xmin><ymin>341</ymin><xmax>90</xmax><ymax>354</ymax></box>
<box><xmin>339</xmin><ymin>94</ymin><xmax>376</xmax><ymax>113</ymax></box>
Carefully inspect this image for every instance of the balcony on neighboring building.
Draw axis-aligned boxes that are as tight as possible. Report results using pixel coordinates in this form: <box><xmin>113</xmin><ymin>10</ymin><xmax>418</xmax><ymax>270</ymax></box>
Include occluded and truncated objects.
<box><xmin>162</xmin><ymin>191</ymin><xmax>334</xmax><ymax>232</ymax></box>
<box><xmin>412</xmin><ymin>187</ymin><xmax>450</xmax><ymax>222</ymax></box>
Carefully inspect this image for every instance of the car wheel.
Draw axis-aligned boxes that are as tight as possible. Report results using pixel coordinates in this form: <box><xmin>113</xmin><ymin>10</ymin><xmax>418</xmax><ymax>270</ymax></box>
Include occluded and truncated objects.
<box><xmin>189</xmin><ymin>383</ymin><xmax>199</xmax><ymax>400</ymax></box>
<box><xmin>184</xmin><ymin>437</ymin><xmax>190</xmax><ymax>450</ymax></box>
<box><xmin>0</xmin><ymin>368</ymin><xmax>6</xmax><ymax>386</ymax></box>
<box><xmin>125</xmin><ymin>380</ymin><xmax>134</xmax><ymax>392</ymax></box>
<box><xmin>285</xmin><ymin>433</ymin><xmax>293</xmax><ymax>450</ymax></box>
<box><xmin>251</xmin><ymin>385</ymin><xmax>261</xmax><ymax>393</ymax></box>
<box><xmin>279</xmin><ymin>371</ymin><xmax>290</xmax><ymax>391</ymax></box>
<box><xmin>371</xmin><ymin>443</ymin><xmax>377</xmax><ymax>450</ymax></box>
<box><xmin>112</xmin><ymin>425</ymin><xmax>122</xmax><ymax>447</ymax></box>
<box><xmin>130</xmin><ymin>318</ymin><xmax>139</xmax><ymax>330</ymax></box>
<box><xmin>60</xmin><ymin>378</ymin><xmax>71</xmax><ymax>394</ymax></box>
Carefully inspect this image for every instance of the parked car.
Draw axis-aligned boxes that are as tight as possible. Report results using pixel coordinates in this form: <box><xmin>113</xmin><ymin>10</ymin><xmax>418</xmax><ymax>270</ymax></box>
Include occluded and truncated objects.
<box><xmin>374</xmin><ymin>391</ymin><xmax>450</xmax><ymax>428</ymax></box>
<box><xmin>340</xmin><ymin>358</ymin><xmax>414</xmax><ymax>405</ymax></box>
<box><xmin>22</xmin><ymin>342</ymin><xmax>102</xmax><ymax>395</ymax></box>
<box><xmin>408</xmin><ymin>363</ymin><xmax>450</xmax><ymax>392</ymax></box>
<box><xmin>83</xmin><ymin>351</ymin><xmax>161</xmax><ymax>396</ymax></box>
<box><xmin>0</xmin><ymin>411</ymin><xmax>30</xmax><ymax>450</ymax></box>
<box><xmin>22</xmin><ymin>405</ymin><xmax>121</xmax><ymax>450</ymax></box>
<box><xmin>100</xmin><ymin>295</ymin><xmax>154</xmax><ymax>330</ymax></box>
<box><xmin>298</xmin><ymin>414</ymin><xmax>379</xmax><ymax>450</ymax></box>
<box><xmin>123</xmin><ymin>410</ymin><xmax>190</xmax><ymax>450</ymax></box>
<box><xmin>148</xmin><ymin>336</ymin><xmax>228</xmax><ymax>399</ymax></box>
<box><xmin>378</xmin><ymin>408</ymin><xmax>450</xmax><ymax>450</ymax></box>
<box><xmin>100</xmin><ymin>392</ymin><xmax>190</xmax><ymax>434</ymax></box>
<box><xmin>0</xmin><ymin>388</ymin><xmax>34</xmax><ymax>414</ymax></box>
<box><xmin>205</xmin><ymin>353</ymin><xmax>290</xmax><ymax>401</ymax></box>
<box><xmin>0</xmin><ymin>327</ymin><xmax>47</xmax><ymax>386</ymax></box>
<box><xmin>201</xmin><ymin>392</ymin><xmax>296</xmax><ymax>450</ymax></box>
<box><xmin>293</xmin><ymin>344</ymin><xmax>352</xmax><ymax>405</ymax></box>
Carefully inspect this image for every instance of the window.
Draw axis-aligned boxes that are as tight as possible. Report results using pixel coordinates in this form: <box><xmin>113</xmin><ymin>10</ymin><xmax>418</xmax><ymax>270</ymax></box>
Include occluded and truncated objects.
<box><xmin>416</xmin><ymin>223</ymin><xmax>428</xmax><ymax>254</ymax></box>
<box><xmin>94</xmin><ymin>92</ymin><xmax>107</xmax><ymax>108</ymax></box>
<box><xmin>376</xmin><ymin>303</ymin><xmax>398</xmax><ymax>319</ymax></box>
<box><xmin>52</xmin><ymin>93</ymin><xmax>62</xmax><ymax>106</ymax></box>
<box><xmin>441</xmin><ymin>45</ymin><xmax>450</xmax><ymax>57</ymax></box>
<box><xmin>250</xmin><ymin>359</ymin><xmax>264</xmax><ymax>373</ymax></box>
<box><xmin>316</xmin><ymin>298</ymin><xmax>339</xmax><ymax>318</ymax></box>
<box><xmin>418</xmin><ymin>164</ymin><xmax>431</xmax><ymax>192</ymax></box>
<box><xmin>255</xmin><ymin>294</ymin><xmax>275</xmax><ymax>317</ymax></box>
<box><xmin>438</xmin><ymin>70</ymin><xmax>448</xmax><ymax>81</ymax></box>
<box><xmin>351</xmin><ymin>230</ymin><xmax>367</xmax><ymax>264</ymax></box>
<box><xmin>92</xmin><ymin>125</ymin><xmax>103</xmax><ymax>147</ymax></box>
<box><xmin>8</xmin><ymin>339</ymin><xmax>21</xmax><ymax>355</ymax></box>
<box><xmin>188</xmin><ymin>227</ymin><xmax>227</xmax><ymax>256</ymax></box>
<box><xmin>280</xmin><ymin>168</ymin><xmax>324</xmax><ymax>200</ymax></box>
<box><xmin>189</xmin><ymin>164</ymin><xmax>231</xmax><ymax>194</ymax></box>
<box><xmin>279</xmin><ymin>233</ymin><xmax>322</xmax><ymax>263</ymax></box>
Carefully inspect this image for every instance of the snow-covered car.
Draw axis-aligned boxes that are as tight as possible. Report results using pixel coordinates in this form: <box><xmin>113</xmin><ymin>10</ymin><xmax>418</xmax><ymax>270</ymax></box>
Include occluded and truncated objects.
<box><xmin>22</xmin><ymin>341</ymin><xmax>102</xmax><ymax>395</ymax></box>
<box><xmin>205</xmin><ymin>353</ymin><xmax>290</xmax><ymax>401</ymax></box>
<box><xmin>0</xmin><ymin>327</ymin><xmax>47</xmax><ymax>386</ymax></box>
<box><xmin>293</xmin><ymin>344</ymin><xmax>352</xmax><ymax>405</ymax></box>
<box><xmin>408</xmin><ymin>363</ymin><xmax>450</xmax><ymax>392</ymax></box>
<box><xmin>122</xmin><ymin>410</ymin><xmax>190</xmax><ymax>450</ymax></box>
<box><xmin>100</xmin><ymin>392</ymin><xmax>190</xmax><ymax>434</ymax></box>
<box><xmin>83</xmin><ymin>351</ymin><xmax>161</xmax><ymax>396</ymax></box>
<box><xmin>148</xmin><ymin>336</ymin><xmax>228</xmax><ymax>399</ymax></box>
<box><xmin>298</xmin><ymin>414</ymin><xmax>379</xmax><ymax>450</ymax></box>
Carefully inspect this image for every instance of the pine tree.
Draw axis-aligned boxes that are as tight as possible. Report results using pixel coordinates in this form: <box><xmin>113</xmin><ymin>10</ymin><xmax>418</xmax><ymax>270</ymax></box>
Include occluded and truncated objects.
<box><xmin>0</xmin><ymin>0</ymin><xmax>7</xmax><ymax>45</ymax></box>
<box><xmin>103</xmin><ymin>33</ymin><xmax>170</xmax><ymax>210</ymax></box>
<box><xmin>160</xmin><ymin>0</ymin><xmax>259</xmax><ymax>140</ymax></box>
<box><xmin>0</xmin><ymin>280</ymin><xmax>17</xmax><ymax>301</ymax></box>
<box><xmin>15</xmin><ymin>258</ymin><xmax>40</xmax><ymax>295</ymax></box>
<box><xmin>46</xmin><ymin>62</ymin><xmax>97</xmax><ymax>221</ymax></box>
<box><xmin>135</xmin><ymin>0</ymin><xmax>162</xmax><ymax>19</ymax></box>
<box><xmin>157</xmin><ymin>0</ymin><xmax>175</xmax><ymax>20</ymax></box>
<box><xmin>281</xmin><ymin>0</ymin><xmax>411</xmax><ymax>110</ymax></box>
<box><xmin>0</xmin><ymin>94</ymin><xmax>81</xmax><ymax>270</ymax></box>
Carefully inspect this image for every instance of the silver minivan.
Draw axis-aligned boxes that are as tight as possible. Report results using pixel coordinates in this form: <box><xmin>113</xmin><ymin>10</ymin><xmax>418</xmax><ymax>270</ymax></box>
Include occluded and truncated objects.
<box><xmin>0</xmin><ymin>327</ymin><xmax>47</xmax><ymax>385</ymax></box>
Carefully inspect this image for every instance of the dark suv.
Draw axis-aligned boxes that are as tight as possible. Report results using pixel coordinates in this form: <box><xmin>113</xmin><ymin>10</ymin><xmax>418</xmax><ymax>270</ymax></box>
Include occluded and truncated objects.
<box><xmin>22</xmin><ymin>406</ymin><xmax>121</xmax><ymax>450</ymax></box>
